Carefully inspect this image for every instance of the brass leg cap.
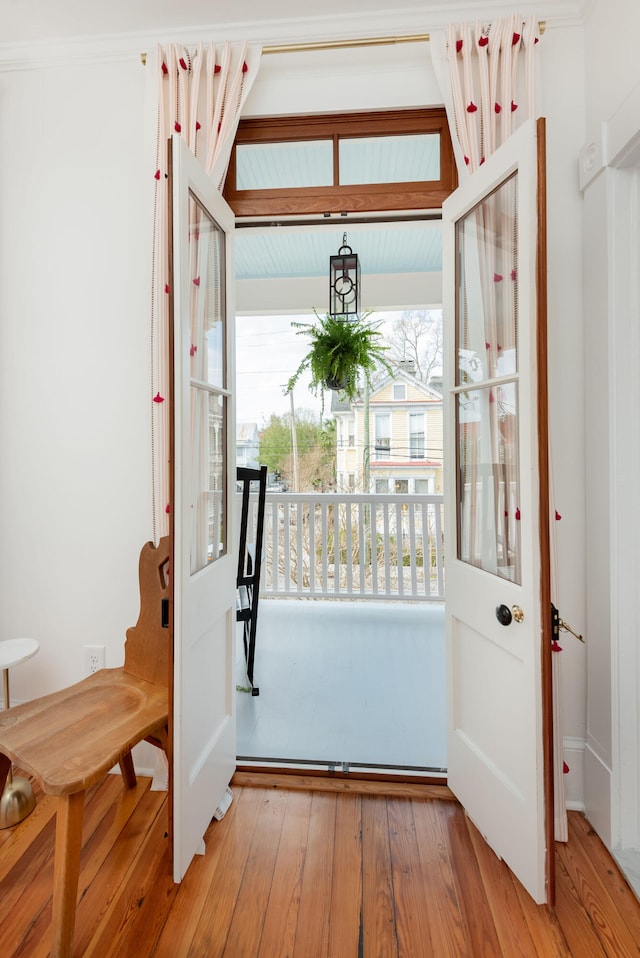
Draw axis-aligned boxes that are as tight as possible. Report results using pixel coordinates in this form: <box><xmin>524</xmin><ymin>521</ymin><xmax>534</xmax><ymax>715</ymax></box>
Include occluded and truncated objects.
<box><xmin>0</xmin><ymin>776</ymin><xmax>36</xmax><ymax>828</ymax></box>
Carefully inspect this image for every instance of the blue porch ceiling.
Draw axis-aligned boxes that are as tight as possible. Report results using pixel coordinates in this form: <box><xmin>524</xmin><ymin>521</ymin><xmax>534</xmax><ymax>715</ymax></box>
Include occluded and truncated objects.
<box><xmin>235</xmin><ymin>223</ymin><xmax>442</xmax><ymax>281</ymax></box>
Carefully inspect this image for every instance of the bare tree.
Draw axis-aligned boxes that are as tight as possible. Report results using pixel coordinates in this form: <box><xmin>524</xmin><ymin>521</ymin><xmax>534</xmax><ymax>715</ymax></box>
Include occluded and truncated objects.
<box><xmin>387</xmin><ymin>309</ymin><xmax>443</xmax><ymax>385</ymax></box>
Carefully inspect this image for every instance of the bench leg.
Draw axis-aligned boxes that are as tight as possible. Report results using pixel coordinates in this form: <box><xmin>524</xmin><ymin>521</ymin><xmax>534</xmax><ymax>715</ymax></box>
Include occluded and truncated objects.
<box><xmin>119</xmin><ymin>750</ymin><xmax>137</xmax><ymax>789</ymax></box>
<box><xmin>51</xmin><ymin>791</ymin><xmax>85</xmax><ymax>958</ymax></box>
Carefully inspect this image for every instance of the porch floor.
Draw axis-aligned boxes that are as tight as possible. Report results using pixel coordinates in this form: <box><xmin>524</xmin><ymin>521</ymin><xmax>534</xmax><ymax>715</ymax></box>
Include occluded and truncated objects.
<box><xmin>236</xmin><ymin>599</ymin><xmax>446</xmax><ymax>773</ymax></box>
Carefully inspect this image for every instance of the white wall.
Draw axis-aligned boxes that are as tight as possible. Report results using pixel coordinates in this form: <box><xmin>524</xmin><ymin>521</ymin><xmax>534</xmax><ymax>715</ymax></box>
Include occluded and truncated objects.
<box><xmin>0</xmin><ymin>12</ymin><xmax>589</xmax><ymax>805</ymax></box>
<box><xmin>0</xmin><ymin>57</ymin><xmax>153</xmax><ymax>699</ymax></box>
<box><xmin>581</xmin><ymin>0</ymin><xmax>640</xmax><ymax>863</ymax></box>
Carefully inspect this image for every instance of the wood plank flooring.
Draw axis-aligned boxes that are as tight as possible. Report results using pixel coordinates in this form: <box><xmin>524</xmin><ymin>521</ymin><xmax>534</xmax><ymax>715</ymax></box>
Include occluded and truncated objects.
<box><xmin>1</xmin><ymin>772</ymin><xmax>639</xmax><ymax>957</ymax></box>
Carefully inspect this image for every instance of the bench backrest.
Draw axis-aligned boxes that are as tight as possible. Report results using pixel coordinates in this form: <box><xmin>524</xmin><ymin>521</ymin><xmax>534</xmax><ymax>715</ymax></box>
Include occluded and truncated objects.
<box><xmin>123</xmin><ymin>536</ymin><xmax>171</xmax><ymax>687</ymax></box>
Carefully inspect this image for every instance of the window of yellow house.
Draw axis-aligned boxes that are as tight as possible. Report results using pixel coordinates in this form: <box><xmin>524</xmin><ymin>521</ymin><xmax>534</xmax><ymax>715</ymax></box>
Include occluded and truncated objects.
<box><xmin>409</xmin><ymin>412</ymin><xmax>425</xmax><ymax>459</ymax></box>
<box><xmin>374</xmin><ymin>413</ymin><xmax>391</xmax><ymax>460</ymax></box>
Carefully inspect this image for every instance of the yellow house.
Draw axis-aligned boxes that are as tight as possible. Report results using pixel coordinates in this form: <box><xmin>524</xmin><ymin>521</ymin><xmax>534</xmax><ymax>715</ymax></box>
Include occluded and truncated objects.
<box><xmin>333</xmin><ymin>368</ymin><xmax>443</xmax><ymax>494</ymax></box>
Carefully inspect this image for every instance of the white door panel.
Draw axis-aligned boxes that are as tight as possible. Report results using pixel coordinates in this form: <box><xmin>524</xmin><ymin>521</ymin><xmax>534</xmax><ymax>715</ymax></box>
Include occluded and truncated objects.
<box><xmin>443</xmin><ymin>119</ymin><xmax>550</xmax><ymax>903</ymax></box>
<box><xmin>171</xmin><ymin>135</ymin><xmax>236</xmax><ymax>882</ymax></box>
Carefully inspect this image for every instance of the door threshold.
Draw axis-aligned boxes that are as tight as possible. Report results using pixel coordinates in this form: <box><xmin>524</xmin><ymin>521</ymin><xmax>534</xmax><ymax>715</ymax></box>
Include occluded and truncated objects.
<box><xmin>234</xmin><ymin>759</ymin><xmax>454</xmax><ymax>798</ymax></box>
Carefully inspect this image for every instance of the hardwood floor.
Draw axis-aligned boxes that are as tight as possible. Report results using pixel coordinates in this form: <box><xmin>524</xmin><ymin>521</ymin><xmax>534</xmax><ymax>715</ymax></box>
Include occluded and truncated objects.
<box><xmin>1</xmin><ymin>772</ymin><xmax>639</xmax><ymax>957</ymax></box>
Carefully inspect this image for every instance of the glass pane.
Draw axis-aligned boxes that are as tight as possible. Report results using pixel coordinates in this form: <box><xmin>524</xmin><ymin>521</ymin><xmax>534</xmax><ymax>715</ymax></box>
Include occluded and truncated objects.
<box><xmin>455</xmin><ymin>171</ymin><xmax>521</xmax><ymax>583</ymax></box>
<box><xmin>456</xmin><ymin>174</ymin><xmax>518</xmax><ymax>386</ymax></box>
<box><xmin>190</xmin><ymin>390</ymin><xmax>226</xmax><ymax>574</ymax></box>
<box><xmin>189</xmin><ymin>192</ymin><xmax>225</xmax><ymax>389</ymax></box>
<box><xmin>457</xmin><ymin>384</ymin><xmax>521</xmax><ymax>582</ymax></box>
<box><xmin>236</xmin><ymin>140</ymin><xmax>333</xmax><ymax>189</ymax></box>
<box><xmin>339</xmin><ymin>134</ymin><xmax>440</xmax><ymax>185</ymax></box>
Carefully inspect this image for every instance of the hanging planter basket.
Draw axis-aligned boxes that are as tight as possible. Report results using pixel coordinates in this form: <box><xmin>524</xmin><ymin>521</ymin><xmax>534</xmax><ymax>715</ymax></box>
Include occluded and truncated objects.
<box><xmin>286</xmin><ymin>311</ymin><xmax>392</xmax><ymax>404</ymax></box>
<box><xmin>324</xmin><ymin>372</ymin><xmax>350</xmax><ymax>392</ymax></box>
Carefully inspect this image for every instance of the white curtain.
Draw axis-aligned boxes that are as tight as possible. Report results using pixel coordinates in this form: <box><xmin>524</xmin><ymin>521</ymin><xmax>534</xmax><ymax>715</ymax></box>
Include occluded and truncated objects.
<box><xmin>433</xmin><ymin>16</ymin><xmax>568</xmax><ymax>842</ymax></box>
<box><xmin>431</xmin><ymin>15</ymin><xmax>539</xmax><ymax>176</ymax></box>
<box><xmin>150</xmin><ymin>41</ymin><xmax>262</xmax><ymax>540</ymax></box>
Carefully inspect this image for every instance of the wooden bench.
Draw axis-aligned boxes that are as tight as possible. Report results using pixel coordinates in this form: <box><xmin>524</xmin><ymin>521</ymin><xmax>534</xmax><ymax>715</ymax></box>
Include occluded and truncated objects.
<box><xmin>0</xmin><ymin>537</ymin><xmax>170</xmax><ymax>958</ymax></box>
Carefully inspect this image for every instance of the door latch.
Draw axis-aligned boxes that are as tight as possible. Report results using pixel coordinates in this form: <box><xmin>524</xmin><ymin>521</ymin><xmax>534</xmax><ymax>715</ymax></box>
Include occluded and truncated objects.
<box><xmin>552</xmin><ymin>603</ymin><xmax>585</xmax><ymax>643</ymax></box>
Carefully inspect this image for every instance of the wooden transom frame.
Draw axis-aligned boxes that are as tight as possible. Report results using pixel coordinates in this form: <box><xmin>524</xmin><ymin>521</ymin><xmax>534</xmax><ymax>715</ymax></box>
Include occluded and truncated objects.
<box><xmin>223</xmin><ymin>108</ymin><xmax>457</xmax><ymax>216</ymax></box>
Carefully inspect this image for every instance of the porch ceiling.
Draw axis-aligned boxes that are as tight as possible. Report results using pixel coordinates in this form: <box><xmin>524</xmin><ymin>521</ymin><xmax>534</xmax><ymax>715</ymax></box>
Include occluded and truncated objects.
<box><xmin>236</xmin><ymin>221</ymin><xmax>442</xmax><ymax>281</ymax></box>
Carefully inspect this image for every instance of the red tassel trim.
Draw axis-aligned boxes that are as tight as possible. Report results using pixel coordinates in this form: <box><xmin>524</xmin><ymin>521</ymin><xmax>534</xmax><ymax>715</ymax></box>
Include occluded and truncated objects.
<box><xmin>555</xmin><ymin>510</ymin><xmax>562</xmax><ymax>520</ymax></box>
<box><xmin>467</xmin><ymin>101</ymin><xmax>478</xmax><ymax>113</ymax></box>
<box><xmin>464</xmin><ymin>156</ymin><xmax>470</xmax><ymax>165</ymax></box>
<box><xmin>242</xmin><ymin>61</ymin><xmax>248</xmax><ymax>73</ymax></box>
<box><xmin>494</xmin><ymin>272</ymin><xmax>503</xmax><ymax>282</ymax></box>
<box><xmin>174</xmin><ymin>121</ymin><xmax>181</xmax><ymax>133</ymax></box>
<box><xmin>154</xmin><ymin>169</ymin><xmax>161</xmax><ymax>180</ymax></box>
<box><xmin>161</xmin><ymin>62</ymin><xmax>168</xmax><ymax>75</ymax></box>
<box><xmin>190</xmin><ymin>345</ymin><xmax>198</xmax><ymax>357</ymax></box>
<box><xmin>164</xmin><ymin>283</ymin><xmax>170</xmax><ymax>294</ymax></box>
<box><xmin>153</xmin><ymin>392</ymin><xmax>165</xmax><ymax>404</ymax></box>
<box><xmin>193</xmin><ymin>276</ymin><xmax>201</xmax><ymax>287</ymax></box>
<box><xmin>478</xmin><ymin>35</ymin><xmax>489</xmax><ymax>47</ymax></box>
<box><xmin>551</xmin><ymin>641</ymin><xmax>563</xmax><ymax>653</ymax></box>
<box><xmin>485</xmin><ymin>342</ymin><xmax>491</xmax><ymax>349</ymax></box>
<box><xmin>214</xmin><ymin>64</ymin><xmax>221</xmax><ymax>74</ymax></box>
<box><xmin>495</xmin><ymin>102</ymin><xmax>502</xmax><ymax>113</ymax></box>
<box><xmin>511</xmin><ymin>100</ymin><xmax>518</xmax><ymax>112</ymax></box>
<box><xmin>179</xmin><ymin>57</ymin><xmax>188</xmax><ymax>71</ymax></box>
<box><xmin>511</xmin><ymin>269</ymin><xmax>517</xmax><ymax>280</ymax></box>
<box><xmin>563</xmin><ymin>761</ymin><xmax>570</xmax><ymax>774</ymax></box>
<box><xmin>515</xmin><ymin>508</ymin><xmax>521</xmax><ymax>520</ymax></box>
<box><xmin>456</xmin><ymin>39</ymin><xmax>463</xmax><ymax>53</ymax></box>
<box><xmin>165</xmin><ymin>504</ymin><xmax>170</xmax><ymax>514</ymax></box>
<box><xmin>195</xmin><ymin>120</ymin><xmax>201</xmax><ymax>131</ymax></box>
<box><xmin>512</xmin><ymin>32</ymin><xmax>521</xmax><ymax>45</ymax></box>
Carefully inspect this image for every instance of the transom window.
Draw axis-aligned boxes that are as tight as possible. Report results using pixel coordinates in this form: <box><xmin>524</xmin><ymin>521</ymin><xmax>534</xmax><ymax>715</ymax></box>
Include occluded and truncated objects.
<box><xmin>224</xmin><ymin>109</ymin><xmax>456</xmax><ymax>216</ymax></box>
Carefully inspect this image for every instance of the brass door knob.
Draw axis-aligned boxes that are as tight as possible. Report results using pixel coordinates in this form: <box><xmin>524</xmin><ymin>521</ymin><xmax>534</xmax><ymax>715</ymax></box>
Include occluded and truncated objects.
<box><xmin>512</xmin><ymin>604</ymin><xmax>524</xmax><ymax>623</ymax></box>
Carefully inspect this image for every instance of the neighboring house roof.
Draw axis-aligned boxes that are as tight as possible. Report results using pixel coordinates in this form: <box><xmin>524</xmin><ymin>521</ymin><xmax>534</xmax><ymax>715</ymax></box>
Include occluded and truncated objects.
<box><xmin>236</xmin><ymin>421</ymin><xmax>259</xmax><ymax>442</ymax></box>
<box><xmin>332</xmin><ymin>368</ymin><xmax>442</xmax><ymax>413</ymax></box>
<box><xmin>330</xmin><ymin>392</ymin><xmax>354</xmax><ymax>413</ymax></box>
<box><xmin>364</xmin><ymin>367</ymin><xmax>442</xmax><ymax>401</ymax></box>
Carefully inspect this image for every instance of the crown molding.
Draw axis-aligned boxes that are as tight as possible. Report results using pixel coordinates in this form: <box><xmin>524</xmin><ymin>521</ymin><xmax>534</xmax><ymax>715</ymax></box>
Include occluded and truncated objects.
<box><xmin>0</xmin><ymin>2</ymin><xmax>586</xmax><ymax>72</ymax></box>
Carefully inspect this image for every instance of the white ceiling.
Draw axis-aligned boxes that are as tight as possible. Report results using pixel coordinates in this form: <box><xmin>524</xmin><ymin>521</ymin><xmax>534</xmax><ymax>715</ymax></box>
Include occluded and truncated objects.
<box><xmin>1</xmin><ymin>0</ymin><xmax>584</xmax><ymax>46</ymax></box>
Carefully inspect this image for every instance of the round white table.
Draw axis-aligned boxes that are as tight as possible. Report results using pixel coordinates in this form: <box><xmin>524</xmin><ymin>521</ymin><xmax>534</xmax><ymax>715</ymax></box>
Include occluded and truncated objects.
<box><xmin>0</xmin><ymin>638</ymin><xmax>40</xmax><ymax>828</ymax></box>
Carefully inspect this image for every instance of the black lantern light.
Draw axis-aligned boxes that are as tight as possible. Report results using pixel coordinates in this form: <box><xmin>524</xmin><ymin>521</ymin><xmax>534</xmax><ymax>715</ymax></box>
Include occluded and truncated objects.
<box><xmin>329</xmin><ymin>232</ymin><xmax>360</xmax><ymax>318</ymax></box>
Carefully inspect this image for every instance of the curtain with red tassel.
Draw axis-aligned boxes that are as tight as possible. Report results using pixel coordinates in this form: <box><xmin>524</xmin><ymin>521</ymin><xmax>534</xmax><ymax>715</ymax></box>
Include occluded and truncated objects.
<box><xmin>150</xmin><ymin>41</ymin><xmax>261</xmax><ymax>541</ymax></box>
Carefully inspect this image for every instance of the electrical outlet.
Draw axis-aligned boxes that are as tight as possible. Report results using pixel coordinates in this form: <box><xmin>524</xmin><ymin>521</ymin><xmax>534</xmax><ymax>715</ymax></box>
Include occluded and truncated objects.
<box><xmin>84</xmin><ymin>645</ymin><xmax>105</xmax><ymax>676</ymax></box>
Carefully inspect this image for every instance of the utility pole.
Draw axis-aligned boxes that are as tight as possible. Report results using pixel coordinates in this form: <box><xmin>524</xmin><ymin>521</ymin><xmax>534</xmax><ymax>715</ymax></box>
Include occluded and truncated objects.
<box><xmin>363</xmin><ymin>375</ymin><xmax>371</xmax><ymax>566</ymax></box>
<box><xmin>363</xmin><ymin>376</ymin><xmax>370</xmax><ymax>493</ymax></box>
<box><xmin>289</xmin><ymin>390</ymin><xmax>300</xmax><ymax>493</ymax></box>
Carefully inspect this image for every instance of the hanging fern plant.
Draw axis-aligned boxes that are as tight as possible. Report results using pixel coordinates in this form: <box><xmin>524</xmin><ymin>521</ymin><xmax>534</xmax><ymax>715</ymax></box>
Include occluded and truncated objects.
<box><xmin>286</xmin><ymin>311</ymin><xmax>391</xmax><ymax>403</ymax></box>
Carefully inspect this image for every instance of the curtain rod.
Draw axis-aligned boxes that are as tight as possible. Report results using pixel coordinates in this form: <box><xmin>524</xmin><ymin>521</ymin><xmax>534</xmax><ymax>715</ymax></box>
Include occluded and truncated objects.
<box><xmin>263</xmin><ymin>21</ymin><xmax>545</xmax><ymax>55</ymax></box>
<box><xmin>140</xmin><ymin>21</ymin><xmax>545</xmax><ymax>64</ymax></box>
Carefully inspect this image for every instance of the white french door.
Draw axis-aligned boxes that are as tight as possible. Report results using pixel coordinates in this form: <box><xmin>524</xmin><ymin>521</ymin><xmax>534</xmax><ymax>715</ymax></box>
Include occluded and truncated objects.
<box><xmin>443</xmin><ymin>119</ymin><xmax>552</xmax><ymax>903</ymax></box>
<box><xmin>170</xmin><ymin>135</ymin><xmax>237</xmax><ymax>882</ymax></box>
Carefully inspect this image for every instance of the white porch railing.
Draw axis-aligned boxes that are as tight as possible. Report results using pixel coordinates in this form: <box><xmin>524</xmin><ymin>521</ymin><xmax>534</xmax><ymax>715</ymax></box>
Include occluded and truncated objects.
<box><xmin>240</xmin><ymin>492</ymin><xmax>445</xmax><ymax>601</ymax></box>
